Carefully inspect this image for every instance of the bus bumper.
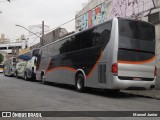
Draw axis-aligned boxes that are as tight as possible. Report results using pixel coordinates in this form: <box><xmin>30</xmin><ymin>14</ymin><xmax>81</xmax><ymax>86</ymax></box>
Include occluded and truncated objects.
<box><xmin>112</xmin><ymin>76</ymin><xmax>156</xmax><ymax>90</ymax></box>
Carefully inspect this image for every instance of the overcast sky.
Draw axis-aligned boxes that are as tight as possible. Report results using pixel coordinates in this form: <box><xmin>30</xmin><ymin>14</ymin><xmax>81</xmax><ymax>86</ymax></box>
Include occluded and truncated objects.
<box><xmin>0</xmin><ymin>0</ymin><xmax>88</xmax><ymax>40</ymax></box>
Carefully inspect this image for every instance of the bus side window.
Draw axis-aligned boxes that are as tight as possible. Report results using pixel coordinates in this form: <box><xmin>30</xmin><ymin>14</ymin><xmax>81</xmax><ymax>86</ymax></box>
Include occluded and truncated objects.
<box><xmin>96</xmin><ymin>30</ymin><xmax>111</xmax><ymax>45</ymax></box>
<box><xmin>60</xmin><ymin>38</ymin><xmax>71</xmax><ymax>54</ymax></box>
<box><xmin>72</xmin><ymin>35</ymin><xmax>81</xmax><ymax>51</ymax></box>
<box><xmin>81</xmin><ymin>30</ymin><xmax>95</xmax><ymax>49</ymax></box>
<box><xmin>95</xmin><ymin>22</ymin><xmax>112</xmax><ymax>46</ymax></box>
<box><xmin>60</xmin><ymin>35</ymin><xmax>81</xmax><ymax>54</ymax></box>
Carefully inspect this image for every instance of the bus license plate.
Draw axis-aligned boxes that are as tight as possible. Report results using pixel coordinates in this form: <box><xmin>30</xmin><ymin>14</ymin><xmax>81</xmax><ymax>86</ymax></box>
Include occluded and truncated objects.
<box><xmin>133</xmin><ymin>77</ymin><xmax>141</xmax><ymax>80</ymax></box>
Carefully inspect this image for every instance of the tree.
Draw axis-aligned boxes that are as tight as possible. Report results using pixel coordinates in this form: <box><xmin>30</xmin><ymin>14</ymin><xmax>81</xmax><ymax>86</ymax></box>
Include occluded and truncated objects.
<box><xmin>0</xmin><ymin>54</ymin><xmax>4</xmax><ymax>64</ymax></box>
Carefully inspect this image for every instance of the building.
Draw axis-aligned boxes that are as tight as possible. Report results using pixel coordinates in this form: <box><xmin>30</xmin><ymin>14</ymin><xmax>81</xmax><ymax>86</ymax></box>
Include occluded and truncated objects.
<box><xmin>144</xmin><ymin>8</ymin><xmax>160</xmax><ymax>67</ymax></box>
<box><xmin>0</xmin><ymin>34</ymin><xmax>28</xmax><ymax>57</ymax></box>
<box><xmin>30</xmin><ymin>27</ymin><xmax>68</xmax><ymax>49</ymax></box>
<box><xmin>43</xmin><ymin>27</ymin><xmax>68</xmax><ymax>46</ymax></box>
<box><xmin>76</xmin><ymin>0</ymin><xmax>160</xmax><ymax>31</ymax></box>
<box><xmin>0</xmin><ymin>34</ymin><xmax>9</xmax><ymax>43</ymax></box>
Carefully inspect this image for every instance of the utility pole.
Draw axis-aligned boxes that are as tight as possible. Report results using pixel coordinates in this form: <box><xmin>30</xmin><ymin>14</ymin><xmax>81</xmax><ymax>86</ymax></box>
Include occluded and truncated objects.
<box><xmin>41</xmin><ymin>21</ymin><xmax>44</xmax><ymax>47</ymax></box>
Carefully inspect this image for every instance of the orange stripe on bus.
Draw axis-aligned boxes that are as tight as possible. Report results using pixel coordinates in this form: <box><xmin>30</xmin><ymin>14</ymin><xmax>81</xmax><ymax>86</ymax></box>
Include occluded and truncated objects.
<box><xmin>86</xmin><ymin>51</ymin><xmax>102</xmax><ymax>79</ymax></box>
<box><xmin>118</xmin><ymin>56</ymin><xmax>156</xmax><ymax>64</ymax></box>
<box><xmin>46</xmin><ymin>50</ymin><xmax>103</xmax><ymax>79</ymax></box>
<box><xmin>47</xmin><ymin>66</ymin><xmax>77</xmax><ymax>73</ymax></box>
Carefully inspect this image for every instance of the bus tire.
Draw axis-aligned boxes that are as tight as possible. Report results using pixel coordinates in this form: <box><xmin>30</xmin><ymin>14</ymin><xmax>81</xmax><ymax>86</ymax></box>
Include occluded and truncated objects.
<box><xmin>76</xmin><ymin>74</ymin><xmax>85</xmax><ymax>92</ymax></box>
<box><xmin>16</xmin><ymin>71</ymin><xmax>19</xmax><ymax>79</ymax></box>
<box><xmin>24</xmin><ymin>72</ymin><xmax>28</xmax><ymax>81</ymax></box>
<box><xmin>4</xmin><ymin>71</ymin><xmax>6</xmax><ymax>76</ymax></box>
<box><xmin>41</xmin><ymin>74</ymin><xmax>46</xmax><ymax>84</ymax></box>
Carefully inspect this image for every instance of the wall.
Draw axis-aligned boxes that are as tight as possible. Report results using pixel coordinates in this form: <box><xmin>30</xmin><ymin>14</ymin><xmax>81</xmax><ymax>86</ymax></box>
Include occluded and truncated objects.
<box><xmin>155</xmin><ymin>20</ymin><xmax>160</xmax><ymax>89</ymax></box>
<box><xmin>43</xmin><ymin>28</ymin><xmax>68</xmax><ymax>46</ymax></box>
<box><xmin>76</xmin><ymin>0</ymin><xmax>158</xmax><ymax>31</ymax></box>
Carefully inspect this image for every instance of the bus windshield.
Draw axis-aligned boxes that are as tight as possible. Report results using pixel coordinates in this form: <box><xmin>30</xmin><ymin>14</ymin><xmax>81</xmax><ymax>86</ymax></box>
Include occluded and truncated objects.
<box><xmin>119</xmin><ymin>18</ymin><xmax>155</xmax><ymax>41</ymax></box>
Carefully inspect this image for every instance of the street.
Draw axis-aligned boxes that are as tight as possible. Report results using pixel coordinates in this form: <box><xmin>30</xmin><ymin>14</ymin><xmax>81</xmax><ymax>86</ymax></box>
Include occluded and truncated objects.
<box><xmin>0</xmin><ymin>73</ymin><xmax>160</xmax><ymax>120</ymax></box>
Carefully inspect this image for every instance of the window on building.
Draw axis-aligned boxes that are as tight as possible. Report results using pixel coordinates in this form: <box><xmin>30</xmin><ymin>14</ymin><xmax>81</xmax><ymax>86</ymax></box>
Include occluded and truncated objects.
<box><xmin>0</xmin><ymin>47</ymin><xmax>7</xmax><ymax>50</ymax></box>
<box><xmin>148</xmin><ymin>12</ymin><xmax>160</xmax><ymax>24</ymax></box>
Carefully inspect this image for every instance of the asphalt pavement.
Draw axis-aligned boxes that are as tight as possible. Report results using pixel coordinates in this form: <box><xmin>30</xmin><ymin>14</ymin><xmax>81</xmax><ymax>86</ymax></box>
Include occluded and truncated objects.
<box><xmin>0</xmin><ymin>73</ymin><xmax>160</xmax><ymax>120</ymax></box>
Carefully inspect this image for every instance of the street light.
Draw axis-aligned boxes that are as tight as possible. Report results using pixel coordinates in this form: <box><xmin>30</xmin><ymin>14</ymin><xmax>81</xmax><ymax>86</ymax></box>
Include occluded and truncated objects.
<box><xmin>15</xmin><ymin>22</ymin><xmax>44</xmax><ymax>47</ymax></box>
<box><xmin>15</xmin><ymin>24</ymin><xmax>41</xmax><ymax>38</ymax></box>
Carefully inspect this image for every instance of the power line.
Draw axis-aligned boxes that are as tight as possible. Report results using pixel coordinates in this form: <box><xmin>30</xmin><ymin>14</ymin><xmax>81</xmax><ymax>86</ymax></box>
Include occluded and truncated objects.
<box><xmin>0</xmin><ymin>0</ymin><xmax>11</xmax><ymax>3</ymax></box>
<box><xmin>29</xmin><ymin>35</ymin><xmax>40</xmax><ymax>47</ymax></box>
<box><xmin>10</xmin><ymin>0</ymin><xmax>158</xmax><ymax>48</ymax></box>
<box><xmin>29</xmin><ymin>0</ymin><xmax>156</xmax><ymax>47</ymax></box>
<box><xmin>46</xmin><ymin>0</ymin><xmax>157</xmax><ymax>34</ymax></box>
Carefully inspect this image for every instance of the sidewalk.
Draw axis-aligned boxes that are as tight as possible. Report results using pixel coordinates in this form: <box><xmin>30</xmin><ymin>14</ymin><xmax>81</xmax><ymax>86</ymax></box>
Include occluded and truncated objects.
<box><xmin>121</xmin><ymin>69</ymin><xmax>160</xmax><ymax>100</ymax></box>
<box><xmin>121</xmin><ymin>90</ymin><xmax>160</xmax><ymax>100</ymax></box>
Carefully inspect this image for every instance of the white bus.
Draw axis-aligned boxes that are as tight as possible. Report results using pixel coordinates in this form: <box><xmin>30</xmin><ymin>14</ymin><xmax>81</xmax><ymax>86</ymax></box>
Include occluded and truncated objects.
<box><xmin>4</xmin><ymin>57</ymin><xmax>17</xmax><ymax>76</ymax></box>
<box><xmin>15</xmin><ymin>48</ymin><xmax>39</xmax><ymax>80</ymax></box>
<box><xmin>36</xmin><ymin>17</ymin><xmax>156</xmax><ymax>92</ymax></box>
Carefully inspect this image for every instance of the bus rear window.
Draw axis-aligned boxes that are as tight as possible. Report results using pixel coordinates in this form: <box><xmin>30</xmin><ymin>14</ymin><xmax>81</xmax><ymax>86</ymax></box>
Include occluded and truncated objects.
<box><xmin>119</xmin><ymin>19</ymin><xmax>155</xmax><ymax>41</ymax></box>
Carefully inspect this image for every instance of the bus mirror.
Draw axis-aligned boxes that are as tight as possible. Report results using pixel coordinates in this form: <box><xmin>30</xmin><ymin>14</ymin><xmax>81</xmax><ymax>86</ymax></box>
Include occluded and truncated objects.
<box><xmin>34</xmin><ymin>59</ymin><xmax>37</xmax><ymax>65</ymax></box>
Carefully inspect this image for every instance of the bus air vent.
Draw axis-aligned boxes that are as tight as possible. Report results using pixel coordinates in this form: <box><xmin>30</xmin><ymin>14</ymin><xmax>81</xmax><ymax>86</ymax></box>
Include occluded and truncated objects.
<box><xmin>98</xmin><ymin>64</ymin><xmax>106</xmax><ymax>83</ymax></box>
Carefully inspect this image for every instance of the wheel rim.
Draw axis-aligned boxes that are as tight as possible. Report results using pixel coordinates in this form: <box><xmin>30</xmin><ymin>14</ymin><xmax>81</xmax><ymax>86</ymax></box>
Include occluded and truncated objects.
<box><xmin>24</xmin><ymin>75</ymin><xmax>26</xmax><ymax>80</ymax></box>
<box><xmin>42</xmin><ymin>76</ymin><xmax>45</xmax><ymax>83</ymax></box>
<box><xmin>77</xmin><ymin>78</ymin><xmax>82</xmax><ymax>90</ymax></box>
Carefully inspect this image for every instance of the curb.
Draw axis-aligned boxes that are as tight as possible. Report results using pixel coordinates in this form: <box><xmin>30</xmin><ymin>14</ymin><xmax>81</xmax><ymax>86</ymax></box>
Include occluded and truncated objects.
<box><xmin>121</xmin><ymin>90</ymin><xmax>160</xmax><ymax>100</ymax></box>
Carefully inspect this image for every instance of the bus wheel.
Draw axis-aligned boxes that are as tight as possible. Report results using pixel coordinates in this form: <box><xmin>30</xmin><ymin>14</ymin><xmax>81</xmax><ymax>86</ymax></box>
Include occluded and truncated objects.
<box><xmin>41</xmin><ymin>74</ymin><xmax>46</xmax><ymax>84</ymax></box>
<box><xmin>24</xmin><ymin>72</ymin><xmax>28</xmax><ymax>81</ymax></box>
<box><xmin>3</xmin><ymin>72</ymin><xmax>6</xmax><ymax>76</ymax></box>
<box><xmin>76</xmin><ymin>74</ymin><xmax>85</xmax><ymax>92</ymax></box>
<box><xmin>16</xmin><ymin>71</ymin><xmax>19</xmax><ymax>79</ymax></box>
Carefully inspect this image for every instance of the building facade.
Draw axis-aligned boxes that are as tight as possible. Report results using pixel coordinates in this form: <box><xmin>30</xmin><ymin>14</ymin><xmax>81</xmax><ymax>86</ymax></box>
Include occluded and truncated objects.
<box><xmin>43</xmin><ymin>28</ymin><xmax>68</xmax><ymax>46</ymax></box>
<box><xmin>0</xmin><ymin>34</ymin><xmax>28</xmax><ymax>57</ymax></box>
<box><xmin>76</xmin><ymin>0</ymin><xmax>160</xmax><ymax>31</ymax></box>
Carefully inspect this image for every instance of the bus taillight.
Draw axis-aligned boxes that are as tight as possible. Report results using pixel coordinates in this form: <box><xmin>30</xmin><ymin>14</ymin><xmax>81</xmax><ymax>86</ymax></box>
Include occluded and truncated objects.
<box><xmin>112</xmin><ymin>63</ymin><xmax>118</xmax><ymax>74</ymax></box>
<box><xmin>154</xmin><ymin>66</ymin><xmax>157</xmax><ymax>77</ymax></box>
